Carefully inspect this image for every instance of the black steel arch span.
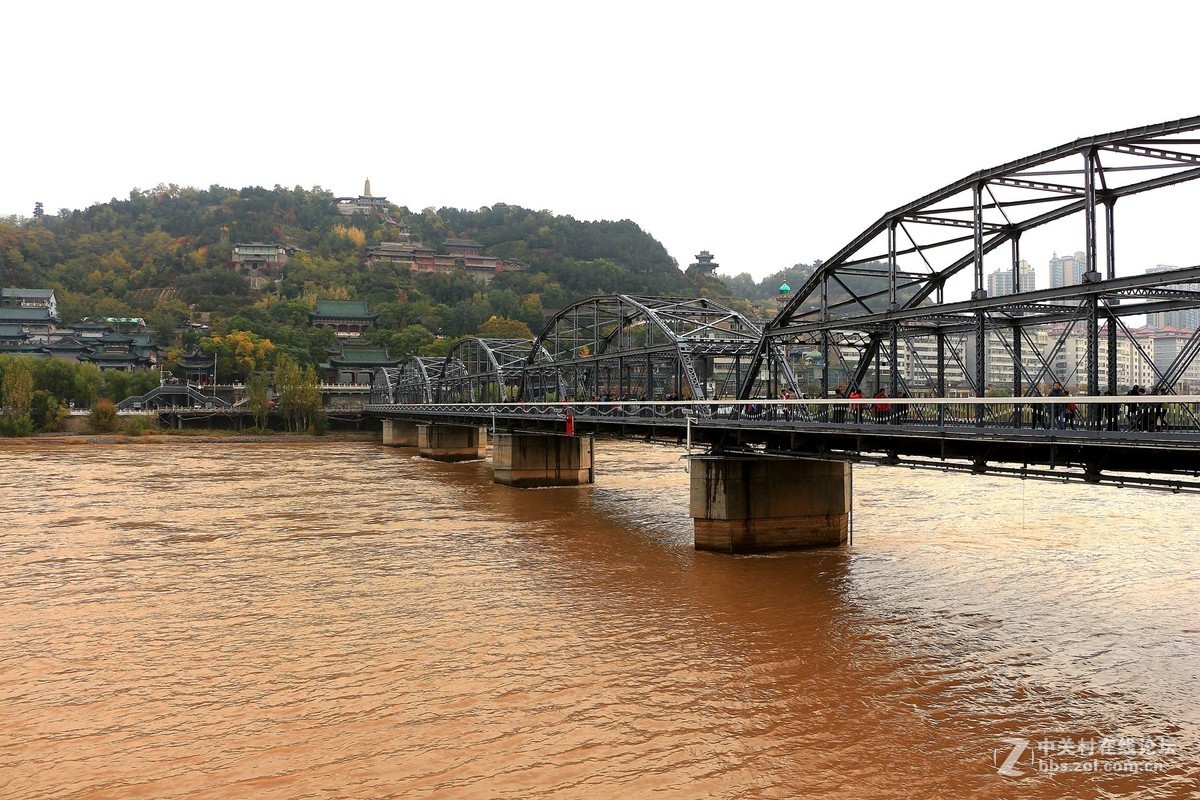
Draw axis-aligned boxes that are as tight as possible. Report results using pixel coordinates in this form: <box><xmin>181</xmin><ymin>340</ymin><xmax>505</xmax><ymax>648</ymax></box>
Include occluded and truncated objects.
<box><xmin>742</xmin><ymin>115</ymin><xmax>1200</xmax><ymax>404</ymax></box>
<box><xmin>373</xmin><ymin>357</ymin><xmax>450</xmax><ymax>405</ymax></box>
<box><xmin>519</xmin><ymin>294</ymin><xmax>792</xmax><ymax>408</ymax></box>
<box><xmin>435</xmin><ymin>337</ymin><xmax>560</xmax><ymax>403</ymax></box>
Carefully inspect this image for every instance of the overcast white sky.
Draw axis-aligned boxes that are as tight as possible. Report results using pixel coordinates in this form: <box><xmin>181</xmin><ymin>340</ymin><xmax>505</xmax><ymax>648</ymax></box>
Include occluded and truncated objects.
<box><xmin>3</xmin><ymin>1</ymin><xmax>1197</xmax><ymax>283</ymax></box>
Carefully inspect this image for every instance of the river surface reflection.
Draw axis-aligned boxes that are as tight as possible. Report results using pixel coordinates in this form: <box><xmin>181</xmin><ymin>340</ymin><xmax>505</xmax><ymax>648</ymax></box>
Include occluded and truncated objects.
<box><xmin>1</xmin><ymin>440</ymin><xmax>1196</xmax><ymax>798</ymax></box>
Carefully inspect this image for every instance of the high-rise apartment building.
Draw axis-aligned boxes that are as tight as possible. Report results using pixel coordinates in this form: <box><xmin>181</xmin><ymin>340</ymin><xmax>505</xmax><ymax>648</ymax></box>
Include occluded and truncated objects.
<box><xmin>1144</xmin><ymin>264</ymin><xmax>1200</xmax><ymax>330</ymax></box>
<box><xmin>986</xmin><ymin>260</ymin><xmax>1037</xmax><ymax>297</ymax></box>
<box><xmin>1048</xmin><ymin>251</ymin><xmax>1087</xmax><ymax>288</ymax></box>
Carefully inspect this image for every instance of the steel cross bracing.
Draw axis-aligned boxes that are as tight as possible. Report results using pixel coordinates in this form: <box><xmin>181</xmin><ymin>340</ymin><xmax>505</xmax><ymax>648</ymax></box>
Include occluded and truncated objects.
<box><xmin>388</xmin><ymin>358</ymin><xmax>450</xmax><ymax>404</ymax></box>
<box><xmin>519</xmin><ymin>295</ymin><xmax>782</xmax><ymax>415</ymax></box>
<box><xmin>366</xmin><ymin>118</ymin><xmax>1200</xmax><ymax>488</ymax></box>
<box><xmin>433</xmin><ymin>338</ymin><xmax>560</xmax><ymax>403</ymax></box>
<box><xmin>742</xmin><ymin>115</ymin><xmax>1200</xmax><ymax>403</ymax></box>
<box><xmin>371</xmin><ymin>367</ymin><xmax>399</xmax><ymax>405</ymax></box>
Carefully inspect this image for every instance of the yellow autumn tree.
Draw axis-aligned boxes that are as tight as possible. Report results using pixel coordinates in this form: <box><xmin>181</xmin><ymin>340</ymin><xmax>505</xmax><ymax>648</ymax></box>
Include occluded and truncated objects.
<box><xmin>331</xmin><ymin>224</ymin><xmax>367</xmax><ymax>248</ymax></box>
<box><xmin>201</xmin><ymin>331</ymin><xmax>275</xmax><ymax>382</ymax></box>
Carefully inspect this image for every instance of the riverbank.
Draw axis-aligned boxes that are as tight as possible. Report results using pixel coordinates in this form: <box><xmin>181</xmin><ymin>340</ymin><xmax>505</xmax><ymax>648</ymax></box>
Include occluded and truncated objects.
<box><xmin>0</xmin><ymin>430</ymin><xmax>383</xmax><ymax>446</ymax></box>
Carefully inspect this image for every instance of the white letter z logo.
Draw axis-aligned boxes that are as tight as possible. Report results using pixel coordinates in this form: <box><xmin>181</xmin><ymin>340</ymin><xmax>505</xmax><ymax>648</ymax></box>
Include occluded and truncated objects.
<box><xmin>996</xmin><ymin>737</ymin><xmax>1029</xmax><ymax>777</ymax></box>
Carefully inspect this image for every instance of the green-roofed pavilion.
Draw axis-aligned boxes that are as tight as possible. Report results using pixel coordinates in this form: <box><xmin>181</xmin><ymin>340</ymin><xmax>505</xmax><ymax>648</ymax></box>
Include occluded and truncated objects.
<box><xmin>329</xmin><ymin>345</ymin><xmax>401</xmax><ymax>385</ymax></box>
<box><xmin>308</xmin><ymin>299</ymin><xmax>379</xmax><ymax>338</ymax></box>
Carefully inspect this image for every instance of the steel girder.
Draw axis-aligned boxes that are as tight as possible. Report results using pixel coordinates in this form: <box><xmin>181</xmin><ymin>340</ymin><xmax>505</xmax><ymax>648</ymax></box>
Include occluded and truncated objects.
<box><xmin>388</xmin><ymin>357</ymin><xmax>450</xmax><ymax>404</ymax></box>
<box><xmin>743</xmin><ymin>115</ymin><xmax>1200</xmax><ymax>400</ymax></box>
<box><xmin>371</xmin><ymin>367</ymin><xmax>400</xmax><ymax>404</ymax></box>
<box><xmin>520</xmin><ymin>295</ymin><xmax>786</xmax><ymax>404</ymax></box>
<box><xmin>435</xmin><ymin>337</ymin><xmax>558</xmax><ymax>403</ymax></box>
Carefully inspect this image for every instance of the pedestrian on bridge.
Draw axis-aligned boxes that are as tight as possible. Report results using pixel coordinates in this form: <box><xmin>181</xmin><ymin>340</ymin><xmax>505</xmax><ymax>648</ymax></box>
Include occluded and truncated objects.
<box><xmin>1048</xmin><ymin>381</ymin><xmax>1068</xmax><ymax>430</ymax></box>
<box><xmin>872</xmin><ymin>389</ymin><xmax>892</xmax><ymax>424</ymax></box>
<box><xmin>832</xmin><ymin>384</ymin><xmax>848</xmax><ymax>424</ymax></box>
<box><xmin>1127</xmin><ymin>386</ymin><xmax>1142</xmax><ymax>431</ymax></box>
<box><xmin>848</xmin><ymin>387</ymin><xmax>864</xmax><ymax>424</ymax></box>
<box><xmin>1103</xmin><ymin>390</ymin><xmax>1120</xmax><ymax>432</ymax></box>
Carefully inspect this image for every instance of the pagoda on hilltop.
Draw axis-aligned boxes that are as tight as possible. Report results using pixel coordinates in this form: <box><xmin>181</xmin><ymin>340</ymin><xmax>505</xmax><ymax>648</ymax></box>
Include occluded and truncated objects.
<box><xmin>689</xmin><ymin>251</ymin><xmax>720</xmax><ymax>273</ymax></box>
<box><xmin>335</xmin><ymin>178</ymin><xmax>391</xmax><ymax>216</ymax></box>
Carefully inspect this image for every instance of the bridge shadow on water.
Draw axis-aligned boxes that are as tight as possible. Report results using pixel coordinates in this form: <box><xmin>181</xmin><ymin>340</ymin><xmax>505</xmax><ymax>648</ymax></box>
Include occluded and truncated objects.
<box><xmin>373</xmin><ymin>438</ymin><xmax>1197</xmax><ymax>798</ymax></box>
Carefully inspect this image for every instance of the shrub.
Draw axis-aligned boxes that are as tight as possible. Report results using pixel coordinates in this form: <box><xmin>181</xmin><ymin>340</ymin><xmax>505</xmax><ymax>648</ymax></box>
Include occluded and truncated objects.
<box><xmin>31</xmin><ymin>390</ymin><xmax>69</xmax><ymax>432</ymax></box>
<box><xmin>89</xmin><ymin>399</ymin><xmax>119</xmax><ymax>433</ymax></box>
<box><xmin>122</xmin><ymin>415</ymin><xmax>148</xmax><ymax>436</ymax></box>
<box><xmin>0</xmin><ymin>416</ymin><xmax>33</xmax><ymax>437</ymax></box>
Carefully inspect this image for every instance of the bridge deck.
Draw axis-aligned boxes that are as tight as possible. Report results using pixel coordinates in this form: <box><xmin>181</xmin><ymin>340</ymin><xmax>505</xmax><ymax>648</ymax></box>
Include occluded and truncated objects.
<box><xmin>367</xmin><ymin>398</ymin><xmax>1200</xmax><ymax>491</ymax></box>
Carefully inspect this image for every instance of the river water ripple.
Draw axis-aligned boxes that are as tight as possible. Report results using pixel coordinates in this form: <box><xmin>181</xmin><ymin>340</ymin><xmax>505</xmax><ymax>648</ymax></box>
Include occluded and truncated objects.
<box><xmin>0</xmin><ymin>441</ymin><xmax>1196</xmax><ymax>798</ymax></box>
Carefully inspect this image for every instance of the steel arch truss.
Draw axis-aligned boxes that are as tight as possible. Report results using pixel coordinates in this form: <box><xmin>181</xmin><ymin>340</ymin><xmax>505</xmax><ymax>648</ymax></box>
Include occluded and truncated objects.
<box><xmin>521</xmin><ymin>295</ymin><xmax>789</xmax><ymax>407</ymax></box>
<box><xmin>748</xmin><ymin>115</ymin><xmax>1200</xmax><ymax>400</ymax></box>
<box><xmin>383</xmin><ymin>357</ymin><xmax>448</xmax><ymax>404</ymax></box>
<box><xmin>435</xmin><ymin>338</ymin><xmax>557</xmax><ymax>403</ymax></box>
<box><xmin>371</xmin><ymin>366</ymin><xmax>400</xmax><ymax>405</ymax></box>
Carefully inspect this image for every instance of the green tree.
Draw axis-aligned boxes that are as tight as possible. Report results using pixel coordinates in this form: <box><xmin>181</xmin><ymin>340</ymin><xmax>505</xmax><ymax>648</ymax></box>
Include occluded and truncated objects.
<box><xmin>73</xmin><ymin>363</ymin><xmax>105</xmax><ymax>408</ymax></box>
<box><xmin>478</xmin><ymin>316</ymin><xmax>534</xmax><ymax>340</ymax></box>
<box><xmin>390</xmin><ymin>324</ymin><xmax>435</xmax><ymax>357</ymax></box>
<box><xmin>246</xmin><ymin>371</ymin><xmax>271</xmax><ymax>430</ymax></box>
<box><xmin>33</xmin><ymin>357</ymin><xmax>78</xmax><ymax>401</ymax></box>
<box><xmin>274</xmin><ymin>354</ymin><xmax>302</xmax><ymax>432</ymax></box>
<box><xmin>0</xmin><ymin>355</ymin><xmax>35</xmax><ymax>436</ymax></box>
<box><xmin>298</xmin><ymin>365</ymin><xmax>323</xmax><ymax>432</ymax></box>
<box><xmin>103</xmin><ymin>369</ymin><xmax>161</xmax><ymax>402</ymax></box>
<box><xmin>202</xmin><ymin>330</ymin><xmax>275</xmax><ymax>383</ymax></box>
<box><xmin>147</xmin><ymin>298</ymin><xmax>191</xmax><ymax>346</ymax></box>
<box><xmin>418</xmin><ymin>337</ymin><xmax>457</xmax><ymax>358</ymax></box>
<box><xmin>30</xmin><ymin>390</ymin><xmax>69</xmax><ymax>432</ymax></box>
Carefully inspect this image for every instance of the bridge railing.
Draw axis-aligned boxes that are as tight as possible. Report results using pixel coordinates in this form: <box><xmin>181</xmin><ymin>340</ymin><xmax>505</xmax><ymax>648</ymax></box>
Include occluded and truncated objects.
<box><xmin>367</xmin><ymin>395</ymin><xmax>1200</xmax><ymax>436</ymax></box>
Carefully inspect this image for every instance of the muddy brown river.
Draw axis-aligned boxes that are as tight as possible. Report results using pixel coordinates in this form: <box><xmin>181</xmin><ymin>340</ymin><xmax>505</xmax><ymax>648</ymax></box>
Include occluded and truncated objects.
<box><xmin>1</xmin><ymin>440</ymin><xmax>1195</xmax><ymax>798</ymax></box>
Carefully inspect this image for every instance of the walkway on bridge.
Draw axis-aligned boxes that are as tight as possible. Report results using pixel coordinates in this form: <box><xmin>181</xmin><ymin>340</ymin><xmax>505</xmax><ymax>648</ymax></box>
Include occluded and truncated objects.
<box><xmin>368</xmin><ymin>116</ymin><xmax>1200</xmax><ymax>551</ymax></box>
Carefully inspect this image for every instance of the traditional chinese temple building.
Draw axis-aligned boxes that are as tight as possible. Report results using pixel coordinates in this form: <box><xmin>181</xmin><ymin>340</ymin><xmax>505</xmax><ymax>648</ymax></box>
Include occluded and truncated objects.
<box><xmin>308</xmin><ymin>299</ymin><xmax>379</xmax><ymax>338</ymax></box>
<box><xmin>328</xmin><ymin>345</ymin><xmax>402</xmax><ymax>385</ymax></box>
<box><xmin>0</xmin><ymin>306</ymin><xmax>57</xmax><ymax>342</ymax></box>
<box><xmin>1</xmin><ymin>288</ymin><xmax>58</xmax><ymax>319</ymax></box>
<box><xmin>175</xmin><ymin>352</ymin><xmax>217</xmax><ymax>387</ymax></box>
<box><xmin>364</xmin><ymin>237</ymin><xmax>526</xmax><ymax>284</ymax></box>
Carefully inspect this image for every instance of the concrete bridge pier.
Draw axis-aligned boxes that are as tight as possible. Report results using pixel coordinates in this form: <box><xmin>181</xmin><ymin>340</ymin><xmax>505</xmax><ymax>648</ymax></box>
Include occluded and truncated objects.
<box><xmin>381</xmin><ymin>419</ymin><xmax>420</xmax><ymax>447</ymax></box>
<box><xmin>493</xmin><ymin>434</ymin><xmax>594</xmax><ymax>487</ymax></box>
<box><xmin>690</xmin><ymin>457</ymin><xmax>850</xmax><ymax>553</ymax></box>
<box><xmin>418</xmin><ymin>424</ymin><xmax>488</xmax><ymax>462</ymax></box>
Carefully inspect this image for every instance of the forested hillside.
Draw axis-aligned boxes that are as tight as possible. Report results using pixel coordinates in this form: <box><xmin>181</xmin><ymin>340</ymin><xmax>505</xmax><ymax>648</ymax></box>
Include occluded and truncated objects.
<box><xmin>0</xmin><ymin>184</ymin><xmax>808</xmax><ymax>377</ymax></box>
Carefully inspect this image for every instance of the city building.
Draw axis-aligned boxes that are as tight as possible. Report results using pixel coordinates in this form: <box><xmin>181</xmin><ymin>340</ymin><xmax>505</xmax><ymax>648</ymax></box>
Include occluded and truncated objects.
<box><xmin>0</xmin><ymin>324</ymin><xmax>27</xmax><ymax>346</ymax></box>
<box><xmin>0</xmin><ymin>306</ymin><xmax>55</xmax><ymax>341</ymax></box>
<box><xmin>175</xmin><ymin>352</ymin><xmax>217</xmax><ymax>387</ymax></box>
<box><xmin>230</xmin><ymin>243</ymin><xmax>288</xmax><ymax>293</ymax></box>
<box><xmin>986</xmin><ymin>260</ymin><xmax>1036</xmax><ymax>297</ymax></box>
<box><xmin>1150</xmin><ymin>329</ymin><xmax>1200</xmax><ymax>391</ymax></box>
<box><xmin>1048</xmin><ymin>251</ymin><xmax>1087</xmax><ymax>289</ymax></box>
<box><xmin>1144</xmin><ymin>265</ymin><xmax>1200</xmax><ymax>330</ymax></box>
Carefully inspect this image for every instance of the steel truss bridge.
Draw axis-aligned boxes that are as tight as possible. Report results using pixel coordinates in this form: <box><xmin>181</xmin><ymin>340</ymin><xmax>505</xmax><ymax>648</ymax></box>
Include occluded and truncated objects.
<box><xmin>367</xmin><ymin>116</ymin><xmax>1200</xmax><ymax>492</ymax></box>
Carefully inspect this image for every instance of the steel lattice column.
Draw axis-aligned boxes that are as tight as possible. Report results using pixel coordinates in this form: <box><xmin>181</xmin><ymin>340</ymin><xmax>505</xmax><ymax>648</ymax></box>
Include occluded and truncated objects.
<box><xmin>937</xmin><ymin>330</ymin><xmax>946</xmax><ymax>426</ymax></box>
<box><xmin>1084</xmin><ymin>149</ymin><xmax>1101</xmax><ymax>399</ymax></box>
<box><xmin>1105</xmin><ymin>199</ymin><xmax>1119</xmax><ymax>394</ymax></box>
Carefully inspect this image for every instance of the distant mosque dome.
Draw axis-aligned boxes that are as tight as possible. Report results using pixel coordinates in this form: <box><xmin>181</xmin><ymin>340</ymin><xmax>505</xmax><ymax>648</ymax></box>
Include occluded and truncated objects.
<box><xmin>779</xmin><ymin>282</ymin><xmax>791</xmax><ymax>294</ymax></box>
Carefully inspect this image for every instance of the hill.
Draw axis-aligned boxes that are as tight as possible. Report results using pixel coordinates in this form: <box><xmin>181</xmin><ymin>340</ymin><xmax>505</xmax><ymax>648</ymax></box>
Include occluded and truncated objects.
<box><xmin>0</xmin><ymin>184</ymin><xmax>752</xmax><ymax>367</ymax></box>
